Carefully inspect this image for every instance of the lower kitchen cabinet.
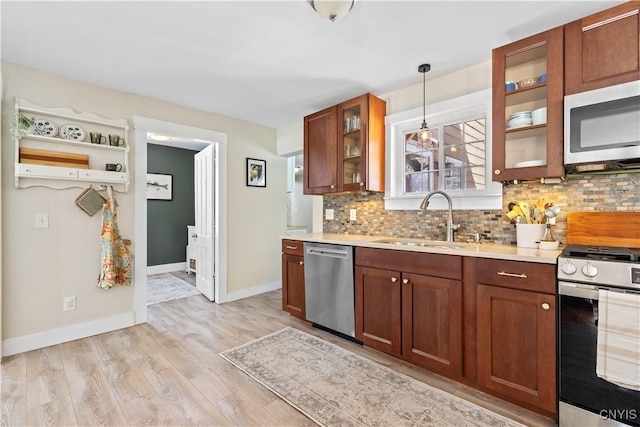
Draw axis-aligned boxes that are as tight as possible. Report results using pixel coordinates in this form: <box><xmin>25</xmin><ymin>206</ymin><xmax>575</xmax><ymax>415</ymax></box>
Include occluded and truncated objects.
<box><xmin>473</xmin><ymin>258</ymin><xmax>557</xmax><ymax>416</ymax></box>
<box><xmin>402</xmin><ymin>273</ymin><xmax>462</xmax><ymax>376</ymax></box>
<box><xmin>355</xmin><ymin>266</ymin><xmax>401</xmax><ymax>355</ymax></box>
<box><xmin>281</xmin><ymin>240</ymin><xmax>305</xmax><ymax>320</ymax></box>
<box><xmin>355</xmin><ymin>248</ymin><xmax>463</xmax><ymax>377</ymax></box>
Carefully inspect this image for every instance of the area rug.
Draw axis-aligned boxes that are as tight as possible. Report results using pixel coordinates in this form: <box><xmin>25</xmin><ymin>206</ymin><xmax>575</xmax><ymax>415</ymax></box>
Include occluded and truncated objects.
<box><xmin>147</xmin><ymin>273</ymin><xmax>200</xmax><ymax>305</ymax></box>
<box><xmin>220</xmin><ymin>327</ymin><xmax>525</xmax><ymax>427</ymax></box>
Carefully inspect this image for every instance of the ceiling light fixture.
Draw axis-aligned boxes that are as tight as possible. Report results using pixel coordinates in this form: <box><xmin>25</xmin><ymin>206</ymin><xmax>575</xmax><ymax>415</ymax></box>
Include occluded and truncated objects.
<box><xmin>308</xmin><ymin>0</ymin><xmax>356</xmax><ymax>22</ymax></box>
<box><xmin>148</xmin><ymin>133</ymin><xmax>171</xmax><ymax>141</ymax></box>
<box><xmin>418</xmin><ymin>63</ymin><xmax>432</xmax><ymax>143</ymax></box>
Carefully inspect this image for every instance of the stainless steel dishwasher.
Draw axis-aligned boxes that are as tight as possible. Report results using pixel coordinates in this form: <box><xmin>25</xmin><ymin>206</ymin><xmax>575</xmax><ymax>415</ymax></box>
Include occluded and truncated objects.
<box><xmin>304</xmin><ymin>242</ymin><xmax>355</xmax><ymax>338</ymax></box>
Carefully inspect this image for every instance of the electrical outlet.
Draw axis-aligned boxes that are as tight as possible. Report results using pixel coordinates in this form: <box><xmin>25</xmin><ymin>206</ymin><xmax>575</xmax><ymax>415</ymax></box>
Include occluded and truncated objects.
<box><xmin>350</xmin><ymin>209</ymin><xmax>357</xmax><ymax>221</ymax></box>
<box><xmin>35</xmin><ymin>213</ymin><xmax>49</xmax><ymax>229</ymax></box>
<box><xmin>325</xmin><ymin>209</ymin><xmax>334</xmax><ymax>220</ymax></box>
<box><xmin>63</xmin><ymin>296</ymin><xmax>76</xmax><ymax>312</ymax></box>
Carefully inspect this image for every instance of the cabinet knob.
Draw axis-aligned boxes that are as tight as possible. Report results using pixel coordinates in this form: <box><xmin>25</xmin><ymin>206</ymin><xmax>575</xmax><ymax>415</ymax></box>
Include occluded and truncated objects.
<box><xmin>391</xmin><ymin>277</ymin><xmax>398</xmax><ymax>283</ymax></box>
<box><xmin>494</xmin><ymin>169</ymin><xmax>501</xmax><ymax>175</ymax></box>
<box><xmin>359</xmin><ymin>182</ymin><xmax>364</xmax><ymax>186</ymax></box>
<box><xmin>299</xmin><ymin>261</ymin><xmax>304</xmax><ymax>266</ymax></box>
<box><xmin>542</xmin><ymin>302</ymin><xmax>550</xmax><ymax>310</ymax></box>
<box><xmin>330</xmin><ymin>184</ymin><xmax>336</xmax><ymax>189</ymax></box>
<box><xmin>402</xmin><ymin>278</ymin><xmax>409</xmax><ymax>284</ymax></box>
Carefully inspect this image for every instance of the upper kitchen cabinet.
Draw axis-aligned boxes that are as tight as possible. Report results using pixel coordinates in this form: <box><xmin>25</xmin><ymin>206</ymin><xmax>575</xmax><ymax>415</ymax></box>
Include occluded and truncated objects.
<box><xmin>565</xmin><ymin>1</ymin><xmax>640</xmax><ymax>95</ymax></box>
<box><xmin>303</xmin><ymin>105</ymin><xmax>338</xmax><ymax>194</ymax></box>
<box><xmin>492</xmin><ymin>27</ymin><xmax>564</xmax><ymax>182</ymax></box>
<box><xmin>304</xmin><ymin>93</ymin><xmax>386</xmax><ymax>195</ymax></box>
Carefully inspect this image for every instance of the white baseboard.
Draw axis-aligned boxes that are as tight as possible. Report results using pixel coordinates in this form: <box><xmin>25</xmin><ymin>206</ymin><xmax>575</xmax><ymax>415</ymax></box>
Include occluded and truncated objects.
<box><xmin>147</xmin><ymin>262</ymin><xmax>187</xmax><ymax>275</ymax></box>
<box><xmin>221</xmin><ymin>280</ymin><xmax>281</xmax><ymax>303</ymax></box>
<box><xmin>2</xmin><ymin>312</ymin><xmax>135</xmax><ymax>357</ymax></box>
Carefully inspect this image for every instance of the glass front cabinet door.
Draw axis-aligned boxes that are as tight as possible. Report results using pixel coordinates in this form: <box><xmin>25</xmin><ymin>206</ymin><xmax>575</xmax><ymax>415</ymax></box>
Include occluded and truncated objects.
<box><xmin>492</xmin><ymin>27</ymin><xmax>564</xmax><ymax>182</ymax></box>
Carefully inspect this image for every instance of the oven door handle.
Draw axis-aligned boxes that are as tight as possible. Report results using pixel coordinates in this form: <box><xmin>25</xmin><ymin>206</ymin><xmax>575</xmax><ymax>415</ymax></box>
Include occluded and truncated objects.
<box><xmin>558</xmin><ymin>282</ymin><xmax>600</xmax><ymax>300</ymax></box>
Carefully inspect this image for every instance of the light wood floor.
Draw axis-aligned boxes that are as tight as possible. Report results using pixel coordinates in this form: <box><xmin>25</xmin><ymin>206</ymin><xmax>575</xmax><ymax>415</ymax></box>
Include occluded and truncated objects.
<box><xmin>167</xmin><ymin>270</ymin><xmax>196</xmax><ymax>287</ymax></box>
<box><xmin>1</xmin><ymin>290</ymin><xmax>556</xmax><ymax>426</ymax></box>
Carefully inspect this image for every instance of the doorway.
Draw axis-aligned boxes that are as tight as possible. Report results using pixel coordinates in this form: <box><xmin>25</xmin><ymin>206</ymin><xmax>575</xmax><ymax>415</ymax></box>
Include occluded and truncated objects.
<box><xmin>147</xmin><ymin>140</ymin><xmax>210</xmax><ymax>305</ymax></box>
<box><xmin>286</xmin><ymin>153</ymin><xmax>313</xmax><ymax>233</ymax></box>
<box><xmin>133</xmin><ymin>117</ymin><xmax>228</xmax><ymax>324</ymax></box>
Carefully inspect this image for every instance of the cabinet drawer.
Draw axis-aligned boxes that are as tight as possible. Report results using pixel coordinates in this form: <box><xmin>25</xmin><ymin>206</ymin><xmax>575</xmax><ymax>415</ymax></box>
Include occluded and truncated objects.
<box><xmin>282</xmin><ymin>239</ymin><xmax>304</xmax><ymax>256</ymax></box>
<box><xmin>79</xmin><ymin>169</ymin><xmax>129</xmax><ymax>183</ymax></box>
<box><xmin>475</xmin><ymin>258</ymin><xmax>555</xmax><ymax>294</ymax></box>
<box><xmin>356</xmin><ymin>247</ymin><xmax>461</xmax><ymax>280</ymax></box>
<box><xmin>16</xmin><ymin>163</ymin><xmax>78</xmax><ymax>179</ymax></box>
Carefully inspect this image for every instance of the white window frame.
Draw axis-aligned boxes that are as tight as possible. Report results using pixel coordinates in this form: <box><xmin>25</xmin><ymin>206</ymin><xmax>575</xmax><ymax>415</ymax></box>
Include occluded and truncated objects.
<box><xmin>384</xmin><ymin>89</ymin><xmax>502</xmax><ymax>211</ymax></box>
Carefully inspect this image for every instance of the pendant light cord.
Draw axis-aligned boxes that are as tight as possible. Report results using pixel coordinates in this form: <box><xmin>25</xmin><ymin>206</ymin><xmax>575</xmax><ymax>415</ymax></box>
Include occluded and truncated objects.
<box><xmin>422</xmin><ymin>71</ymin><xmax>426</xmax><ymax>125</ymax></box>
<box><xmin>418</xmin><ymin>64</ymin><xmax>431</xmax><ymax>131</ymax></box>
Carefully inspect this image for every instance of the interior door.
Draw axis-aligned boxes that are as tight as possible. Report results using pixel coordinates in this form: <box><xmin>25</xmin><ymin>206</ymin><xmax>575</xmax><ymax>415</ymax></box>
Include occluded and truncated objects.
<box><xmin>194</xmin><ymin>144</ymin><xmax>214</xmax><ymax>301</ymax></box>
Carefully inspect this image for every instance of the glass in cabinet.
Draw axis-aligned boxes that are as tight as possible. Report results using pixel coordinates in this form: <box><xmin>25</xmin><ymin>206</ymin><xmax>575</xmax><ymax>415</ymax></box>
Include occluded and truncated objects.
<box><xmin>337</xmin><ymin>93</ymin><xmax>386</xmax><ymax>193</ymax></box>
<box><xmin>492</xmin><ymin>27</ymin><xmax>564</xmax><ymax>181</ymax></box>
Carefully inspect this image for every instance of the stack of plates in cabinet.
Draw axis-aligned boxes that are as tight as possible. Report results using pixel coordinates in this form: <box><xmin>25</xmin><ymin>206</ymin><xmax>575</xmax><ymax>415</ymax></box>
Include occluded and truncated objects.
<box><xmin>507</xmin><ymin>111</ymin><xmax>532</xmax><ymax>129</ymax></box>
<box><xmin>531</xmin><ymin>107</ymin><xmax>547</xmax><ymax>125</ymax></box>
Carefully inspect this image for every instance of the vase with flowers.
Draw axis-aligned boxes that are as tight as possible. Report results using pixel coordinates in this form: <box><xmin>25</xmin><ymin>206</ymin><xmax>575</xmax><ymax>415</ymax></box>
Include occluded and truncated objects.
<box><xmin>10</xmin><ymin>113</ymin><xmax>35</xmax><ymax>139</ymax></box>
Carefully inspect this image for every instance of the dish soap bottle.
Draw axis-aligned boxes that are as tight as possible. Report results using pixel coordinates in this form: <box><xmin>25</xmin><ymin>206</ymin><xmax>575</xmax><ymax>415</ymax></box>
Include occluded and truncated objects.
<box><xmin>541</xmin><ymin>222</ymin><xmax>555</xmax><ymax>242</ymax></box>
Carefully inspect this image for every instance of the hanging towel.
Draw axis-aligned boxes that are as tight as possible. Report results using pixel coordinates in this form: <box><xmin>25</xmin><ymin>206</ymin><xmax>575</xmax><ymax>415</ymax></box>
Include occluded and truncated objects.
<box><xmin>98</xmin><ymin>186</ymin><xmax>133</xmax><ymax>290</ymax></box>
<box><xmin>596</xmin><ymin>289</ymin><xmax>640</xmax><ymax>391</ymax></box>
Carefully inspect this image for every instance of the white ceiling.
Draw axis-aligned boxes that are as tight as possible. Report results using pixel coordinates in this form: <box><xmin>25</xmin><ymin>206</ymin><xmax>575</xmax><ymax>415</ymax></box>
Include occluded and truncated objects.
<box><xmin>1</xmin><ymin>1</ymin><xmax>625</xmax><ymax>130</ymax></box>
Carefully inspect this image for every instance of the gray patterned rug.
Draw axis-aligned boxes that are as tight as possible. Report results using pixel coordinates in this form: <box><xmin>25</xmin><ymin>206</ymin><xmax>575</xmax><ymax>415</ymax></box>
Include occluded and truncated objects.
<box><xmin>220</xmin><ymin>327</ymin><xmax>525</xmax><ymax>427</ymax></box>
<box><xmin>147</xmin><ymin>273</ymin><xmax>200</xmax><ymax>305</ymax></box>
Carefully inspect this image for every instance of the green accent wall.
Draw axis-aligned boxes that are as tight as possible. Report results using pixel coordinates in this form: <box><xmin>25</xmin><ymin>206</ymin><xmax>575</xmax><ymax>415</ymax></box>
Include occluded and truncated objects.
<box><xmin>147</xmin><ymin>144</ymin><xmax>197</xmax><ymax>266</ymax></box>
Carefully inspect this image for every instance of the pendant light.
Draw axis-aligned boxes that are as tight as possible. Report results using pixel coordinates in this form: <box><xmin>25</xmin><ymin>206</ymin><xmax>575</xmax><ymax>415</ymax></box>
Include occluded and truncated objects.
<box><xmin>418</xmin><ymin>63</ymin><xmax>432</xmax><ymax>143</ymax></box>
<box><xmin>308</xmin><ymin>0</ymin><xmax>356</xmax><ymax>22</ymax></box>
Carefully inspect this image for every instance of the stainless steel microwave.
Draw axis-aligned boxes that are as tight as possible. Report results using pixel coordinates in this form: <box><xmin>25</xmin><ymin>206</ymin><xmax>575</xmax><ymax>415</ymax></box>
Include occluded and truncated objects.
<box><xmin>564</xmin><ymin>80</ymin><xmax>640</xmax><ymax>170</ymax></box>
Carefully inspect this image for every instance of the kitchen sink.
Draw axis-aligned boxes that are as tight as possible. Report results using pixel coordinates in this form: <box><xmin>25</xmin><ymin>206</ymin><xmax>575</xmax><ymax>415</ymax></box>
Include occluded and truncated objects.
<box><xmin>373</xmin><ymin>238</ymin><xmax>466</xmax><ymax>249</ymax></box>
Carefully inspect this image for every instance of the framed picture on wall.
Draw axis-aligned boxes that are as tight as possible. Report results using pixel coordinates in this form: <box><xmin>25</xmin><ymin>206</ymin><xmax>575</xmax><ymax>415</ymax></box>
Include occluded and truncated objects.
<box><xmin>147</xmin><ymin>173</ymin><xmax>173</xmax><ymax>200</ymax></box>
<box><xmin>246</xmin><ymin>158</ymin><xmax>266</xmax><ymax>187</ymax></box>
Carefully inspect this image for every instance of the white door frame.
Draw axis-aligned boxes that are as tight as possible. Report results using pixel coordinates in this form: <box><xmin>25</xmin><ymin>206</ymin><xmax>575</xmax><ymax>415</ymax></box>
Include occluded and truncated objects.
<box><xmin>133</xmin><ymin>117</ymin><xmax>228</xmax><ymax>324</ymax></box>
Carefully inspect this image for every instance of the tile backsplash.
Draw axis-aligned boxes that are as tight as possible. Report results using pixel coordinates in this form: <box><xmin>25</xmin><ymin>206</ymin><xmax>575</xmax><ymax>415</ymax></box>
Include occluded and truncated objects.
<box><xmin>323</xmin><ymin>173</ymin><xmax>640</xmax><ymax>245</ymax></box>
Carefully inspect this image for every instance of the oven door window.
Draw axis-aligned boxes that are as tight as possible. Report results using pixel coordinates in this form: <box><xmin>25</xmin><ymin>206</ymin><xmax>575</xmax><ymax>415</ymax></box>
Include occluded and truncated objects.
<box><xmin>560</xmin><ymin>294</ymin><xmax>640</xmax><ymax>426</ymax></box>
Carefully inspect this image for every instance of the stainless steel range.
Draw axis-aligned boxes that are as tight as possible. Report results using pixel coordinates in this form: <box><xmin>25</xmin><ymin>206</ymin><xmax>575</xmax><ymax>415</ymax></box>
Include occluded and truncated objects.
<box><xmin>558</xmin><ymin>245</ymin><xmax>640</xmax><ymax>426</ymax></box>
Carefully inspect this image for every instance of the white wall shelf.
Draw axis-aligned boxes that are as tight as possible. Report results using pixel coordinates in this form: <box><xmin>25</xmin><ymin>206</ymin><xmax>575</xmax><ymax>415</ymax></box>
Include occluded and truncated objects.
<box><xmin>14</xmin><ymin>97</ymin><xmax>130</xmax><ymax>191</ymax></box>
<box><xmin>20</xmin><ymin>134</ymin><xmax>128</xmax><ymax>152</ymax></box>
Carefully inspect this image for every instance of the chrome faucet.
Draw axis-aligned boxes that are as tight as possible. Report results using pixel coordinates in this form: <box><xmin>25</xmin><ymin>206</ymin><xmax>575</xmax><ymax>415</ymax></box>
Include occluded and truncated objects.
<box><xmin>419</xmin><ymin>190</ymin><xmax>460</xmax><ymax>242</ymax></box>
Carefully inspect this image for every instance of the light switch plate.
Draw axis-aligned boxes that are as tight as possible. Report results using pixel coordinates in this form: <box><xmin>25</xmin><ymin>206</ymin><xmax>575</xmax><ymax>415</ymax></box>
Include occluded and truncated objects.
<box><xmin>325</xmin><ymin>209</ymin><xmax>334</xmax><ymax>220</ymax></box>
<box><xmin>350</xmin><ymin>209</ymin><xmax>357</xmax><ymax>221</ymax></box>
<box><xmin>35</xmin><ymin>213</ymin><xmax>49</xmax><ymax>229</ymax></box>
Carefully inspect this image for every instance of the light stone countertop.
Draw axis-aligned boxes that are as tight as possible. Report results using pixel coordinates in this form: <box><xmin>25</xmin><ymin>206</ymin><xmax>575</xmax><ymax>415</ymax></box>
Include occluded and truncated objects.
<box><xmin>281</xmin><ymin>233</ymin><xmax>561</xmax><ymax>264</ymax></box>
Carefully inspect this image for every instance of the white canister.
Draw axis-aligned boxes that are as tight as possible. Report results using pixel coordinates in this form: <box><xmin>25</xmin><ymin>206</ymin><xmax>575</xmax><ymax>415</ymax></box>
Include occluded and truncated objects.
<box><xmin>516</xmin><ymin>223</ymin><xmax>546</xmax><ymax>248</ymax></box>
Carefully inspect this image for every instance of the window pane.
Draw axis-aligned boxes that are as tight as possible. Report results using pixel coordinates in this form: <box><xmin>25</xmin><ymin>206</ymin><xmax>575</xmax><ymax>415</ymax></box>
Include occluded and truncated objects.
<box><xmin>404</xmin><ymin>128</ymin><xmax>439</xmax><ymax>194</ymax></box>
<box><xmin>443</xmin><ymin>119</ymin><xmax>485</xmax><ymax>191</ymax></box>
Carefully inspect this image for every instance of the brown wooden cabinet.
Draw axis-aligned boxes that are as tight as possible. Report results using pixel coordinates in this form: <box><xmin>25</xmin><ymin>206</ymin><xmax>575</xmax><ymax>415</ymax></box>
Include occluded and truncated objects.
<box><xmin>355</xmin><ymin>247</ymin><xmax>463</xmax><ymax>377</ymax></box>
<box><xmin>472</xmin><ymin>258</ymin><xmax>557</xmax><ymax>417</ymax></box>
<box><xmin>565</xmin><ymin>1</ymin><xmax>640</xmax><ymax>95</ymax></box>
<box><xmin>355</xmin><ymin>265</ymin><xmax>401</xmax><ymax>356</ymax></box>
<box><xmin>281</xmin><ymin>239</ymin><xmax>306</xmax><ymax>320</ymax></box>
<box><xmin>492</xmin><ymin>27</ymin><xmax>564</xmax><ymax>181</ymax></box>
<box><xmin>303</xmin><ymin>106</ymin><xmax>338</xmax><ymax>194</ymax></box>
<box><xmin>402</xmin><ymin>272</ymin><xmax>462</xmax><ymax>376</ymax></box>
<box><xmin>304</xmin><ymin>93</ymin><xmax>385</xmax><ymax>195</ymax></box>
